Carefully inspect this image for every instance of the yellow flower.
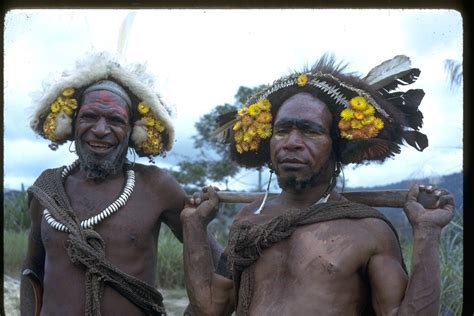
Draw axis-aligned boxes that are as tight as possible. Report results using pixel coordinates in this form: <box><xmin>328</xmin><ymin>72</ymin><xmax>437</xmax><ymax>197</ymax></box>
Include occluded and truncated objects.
<box><xmin>338</xmin><ymin>119</ymin><xmax>351</xmax><ymax>131</ymax></box>
<box><xmin>365</xmin><ymin>125</ymin><xmax>380</xmax><ymax>138</ymax></box>
<box><xmin>50</xmin><ymin>102</ymin><xmax>60</xmax><ymax>113</ymax></box>
<box><xmin>340</xmin><ymin>108</ymin><xmax>354</xmax><ymax>120</ymax></box>
<box><xmin>354</xmin><ymin>111</ymin><xmax>365</xmax><ymax>120</ymax></box>
<box><xmin>155</xmin><ymin>121</ymin><xmax>165</xmax><ymax>132</ymax></box>
<box><xmin>352</xmin><ymin>129</ymin><xmax>367</xmax><ymax>139</ymax></box>
<box><xmin>247</xmin><ymin>125</ymin><xmax>258</xmax><ymax>137</ymax></box>
<box><xmin>145</xmin><ymin>117</ymin><xmax>155</xmax><ymax>126</ymax></box>
<box><xmin>350</xmin><ymin>96</ymin><xmax>368</xmax><ymax>111</ymax></box>
<box><xmin>62</xmin><ymin>106</ymin><xmax>74</xmax><ymax>116</ymax></box>
<box><xmin>66</xmin><ymin>98</ymin><xmax>78</xmax><ymax>109</ymax></box>
<box><xmin>256</xmin><ymin>111</ymin><xmax>272</xmax><ymax>124</ymax></box>
<box><xmin>296</xmin><ymin>74</ymin><xmax>309</xmax><ymax>87</ymax></box>
<box><xmin>236</xmin><ymin>143</ymin><xmax>243</xmax><ymax>154</ymax></box>
<box><xmin>257</xmin><ymin>124</ymin><xmax>272</xmax><ymax>138</ymax></box>
<box><xmin>340</xmin><ymin>130</ymin><xmax>353</xmax><ymax>140</ymax></box>
<box><xmin>361</xmin><ymin>116</ymin><xmax>375</xmax><ymax>125</ymax></box>
<box><xmin>62</xmin><ymin>88</ymin><xmax>75</xmax><ymax>97</ymax></box>
<box><xmin>249</xmin><ymin>140</ymin><xmax>259</xmax><ymax>151</ymax></box>
<box><xmin>56</xmin><ymin>96</ymin><xmax>66</xmax><ymax>107</ymax></box>
<box><xmin>374</xmin><ymin>118</ymin><xmax>384</xmax><ymax>130</ymax></box>
<box><xmin>43</xmin><ymin>113</ymin><xmax>58</xmax><ymax>141</ymax></box>
<box><xmin>351</xmin><ymin>120</ymin><xmax>363</xmax><ymax>129</ymax></box>
<box><xmin>240</xmin><ymin>141</ymin><xmax>249</xmax><ymax>152</ymax></box>
<box><xmin>138</xmin><ymin>102</ymin><xmax>150</xmax><ymax>114</ymax></box>
<box><xmin>234</xmin><ymin>131</ymin><xmax>244</xmax><ymax>142</ymax></box>
<box><xmin>364</xmin><ymin>105</ymin><xmax>375</xmax><ymax>116</ymax></box>
<box><xmin>248</xmin><ymin>103</ymin><xmax>261</xmax><ymax>117</ymax></box>
<box><xmin>258</xmin><ymin>99</ymin><xmax>271</xmax><ymax>111</ymax></box>
<box><xmin>243</xmin><ymin>131</ymin><xmax>254</xmax><ymax>142</ymax></box>
<box><xmin>233</xmin><ymin>121</ymin><xmax>242</xmax><ymax>131</ymax></box>
<box><xmin>238</xmin><ymin>107</ymin><xmax>249</xmax><ymax>116</ymax></box>
<box><xmin>241</xmin><ymin>115</ymin><xmax>253</xmax><ymax>126</ymax></box>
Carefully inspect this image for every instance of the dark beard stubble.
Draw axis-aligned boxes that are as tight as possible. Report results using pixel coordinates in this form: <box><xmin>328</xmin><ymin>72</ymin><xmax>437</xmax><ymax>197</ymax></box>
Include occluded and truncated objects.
<box><xmin>75</xmin><ymin>140</ymin><xmax>129</xmax><ymax>180</ymax></box>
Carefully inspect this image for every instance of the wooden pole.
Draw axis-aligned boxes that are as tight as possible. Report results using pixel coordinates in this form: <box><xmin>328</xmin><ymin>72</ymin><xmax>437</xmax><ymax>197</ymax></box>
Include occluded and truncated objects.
<box><xmin>191</xmin><ymin>190</ymin><xmax>409</xmax><ymax>208</ymax></box>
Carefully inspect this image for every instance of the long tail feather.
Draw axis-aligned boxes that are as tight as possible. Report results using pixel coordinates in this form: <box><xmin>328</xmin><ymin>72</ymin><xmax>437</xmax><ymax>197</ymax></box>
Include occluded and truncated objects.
<box><xmin>364</xmin><ymin>55</ymin><xmax>413</xmax><ymax>90</ymax></box>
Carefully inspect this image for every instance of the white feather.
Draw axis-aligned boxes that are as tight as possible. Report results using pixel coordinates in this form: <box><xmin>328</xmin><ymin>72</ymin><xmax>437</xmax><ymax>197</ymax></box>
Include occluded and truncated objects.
<box><xmin>363</xmin><ymin>55</ymin><xmax>412</xmax><ymax>90</ymax></box>
<box><xmin>117</xmin><ymin>12</ymin><xmax>136</xmax><ymax>58</ymax></box>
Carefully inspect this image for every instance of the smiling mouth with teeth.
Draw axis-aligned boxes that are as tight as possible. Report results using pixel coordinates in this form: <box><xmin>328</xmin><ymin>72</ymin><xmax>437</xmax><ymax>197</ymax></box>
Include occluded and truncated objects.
<box><xmin>88</xmin><ymin>141</ymin><xmax>113</xmax><ymax>150</ymax></box>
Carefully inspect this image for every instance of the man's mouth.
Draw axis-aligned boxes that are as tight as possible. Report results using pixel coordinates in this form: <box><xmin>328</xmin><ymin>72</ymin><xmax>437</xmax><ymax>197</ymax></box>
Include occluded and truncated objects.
<box><xmin>280</xmin><ymin>157</ymin><xmax>305</xmax><ymax>164</ymax></box>
<box><xmin>278</xmin><ymin>157</ymin><xmax>307</xmax><ymax>170</ymax></box>
<box><xmin>87</xmin><ymin>141</ymin><xmax>114</xmax><ymax>153</ymax></box>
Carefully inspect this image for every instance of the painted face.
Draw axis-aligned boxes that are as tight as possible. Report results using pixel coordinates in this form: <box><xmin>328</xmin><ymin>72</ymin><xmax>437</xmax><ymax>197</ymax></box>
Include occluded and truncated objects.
<box><xmin>270</xmin><ymin>92</ymin><xmax>334</xmax><ymax>189</ymax></box>
<box><xmin>74</xmin><ymin>90</ymin><xmax>132</xmax><ymax>178</ymax></box>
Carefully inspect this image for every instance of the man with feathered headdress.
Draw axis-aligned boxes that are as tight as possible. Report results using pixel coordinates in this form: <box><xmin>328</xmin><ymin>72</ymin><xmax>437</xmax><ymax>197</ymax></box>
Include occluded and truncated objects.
<box><xmin>180</xmin><ymin>54</ymin><xmax>455</xmax><ymax>315</ymax></box>
<box><xmin>21</xmin><ymin>51</ymin><xmax>220</xmax><ymax>315</ymax></box>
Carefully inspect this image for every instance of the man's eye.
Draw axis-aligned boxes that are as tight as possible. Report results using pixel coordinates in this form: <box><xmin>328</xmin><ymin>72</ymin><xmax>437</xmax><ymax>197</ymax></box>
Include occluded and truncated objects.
<box><xmin>109</xmin><ymin>117</ymin><xmax>127</xmax><ymax>125</ymax></box>
<box><xmin>79</xmin><ymin>113</ymin><xmax>97</xmax><ymax>120</ymax></box>
<box><xmin>274</xmin><ymin>129</ymin><xmax>289</xmax><ymax>137</ymax></box>
<box><xmin>303</xmin><ymin>130</ymin><xmax>322</xmax><ymax>138</ymax></box>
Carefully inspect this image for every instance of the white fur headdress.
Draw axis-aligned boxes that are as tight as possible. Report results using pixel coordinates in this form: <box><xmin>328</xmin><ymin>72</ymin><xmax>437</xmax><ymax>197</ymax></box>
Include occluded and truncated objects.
<box><xmin>30</xmin><ymin>51</ymin><xmax>175</xmax><ymax>157</ymax></box>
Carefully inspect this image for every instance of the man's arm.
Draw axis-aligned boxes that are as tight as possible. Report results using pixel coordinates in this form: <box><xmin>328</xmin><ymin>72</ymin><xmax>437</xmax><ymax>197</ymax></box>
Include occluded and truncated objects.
<box><xmin>20</xmin><ymin>195</ymin><xmax>45</xmax><ymax>316</ymax></box>
<box><xmin>368</xmin><ymin>184</ymin><xmax>454</xmax><ymax>315</ymax></box>
<box><xmin>181</xmin><ymin>187</ymin><xmax>234</xmax><ymax>316</ymax></box>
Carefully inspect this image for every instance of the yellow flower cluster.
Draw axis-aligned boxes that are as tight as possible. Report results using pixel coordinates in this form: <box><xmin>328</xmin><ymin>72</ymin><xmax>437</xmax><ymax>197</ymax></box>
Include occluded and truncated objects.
<box><xmin>233</xmin><ymin>98</ymin><xmax>272</xmax><ymax>154</ymax></box>
<box><xmin>338</xmin><ymin>96</ymin><xmax>384</xmax><ymax>140</ymax></box>
<box><xmin>137</xmin><ymin>102</ymin><xmax>166</xmax><ymax>155</ymax></box>
<box><xmin>43</xmin><ymin>88</ymin><xmax>77</xmax><ymax>141</ymax></box>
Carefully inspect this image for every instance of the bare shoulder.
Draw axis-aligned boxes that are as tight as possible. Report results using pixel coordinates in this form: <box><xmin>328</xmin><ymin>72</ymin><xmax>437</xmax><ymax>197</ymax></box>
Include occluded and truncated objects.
<box><xmin>233</xmin><ymin>200</ymin><xmax>263</xmax><ymax>222</ymax></box>
<box><xmin>357</xmin><ymin>217</ymin><xmax>403</xmax><ymax>254</ymax></box>
<box><xmin>133</xmin><ymin>163</ymin><xmax>182</xmax><ymax>189</ymax></box>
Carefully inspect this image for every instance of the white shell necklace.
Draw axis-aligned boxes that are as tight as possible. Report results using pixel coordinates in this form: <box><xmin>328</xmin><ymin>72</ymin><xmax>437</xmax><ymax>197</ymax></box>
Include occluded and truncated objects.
<box><xmin>43</xmin><ymin>160</ymin><xmax>136</xmax><ymax>232</ymax></box>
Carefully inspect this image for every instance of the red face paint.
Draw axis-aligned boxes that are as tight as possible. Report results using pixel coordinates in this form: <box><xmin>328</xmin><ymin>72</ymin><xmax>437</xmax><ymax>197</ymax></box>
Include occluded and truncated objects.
<box><xmin>79</xmin><ymin>90</ymin><xmax>130</xmax><ymax>119</ymax></box>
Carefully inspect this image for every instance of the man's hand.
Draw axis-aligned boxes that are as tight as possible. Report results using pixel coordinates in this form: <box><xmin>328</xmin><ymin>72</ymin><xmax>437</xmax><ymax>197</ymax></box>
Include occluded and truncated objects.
<box><xmin>403</xmin><ymin>184</ymin><xmax>455</xmax><ymax>229</ymax></box>
<box><xmin>181</xmin><ymin>186</ymin><xmax>220</xmax><ymax>225</ymax></box>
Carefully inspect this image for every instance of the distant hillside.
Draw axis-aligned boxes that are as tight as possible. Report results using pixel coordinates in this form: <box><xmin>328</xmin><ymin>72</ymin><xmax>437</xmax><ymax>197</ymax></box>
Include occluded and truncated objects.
<box><xmin>346</xmin><ymin>171</ymin><xmax>463</xmax><ymax>211</ymax></box>
<box><xmin>343</xmin><ymin>172</ymin><xmax>463</xmax><ymax>237</ymax></box>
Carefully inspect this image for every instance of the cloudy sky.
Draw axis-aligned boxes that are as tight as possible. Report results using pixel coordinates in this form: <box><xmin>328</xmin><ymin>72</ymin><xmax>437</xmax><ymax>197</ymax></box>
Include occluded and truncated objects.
<box><xmin>3</xmin><ymin>9</ymin><xmax>463</xmax><ymax>192</ymax></box>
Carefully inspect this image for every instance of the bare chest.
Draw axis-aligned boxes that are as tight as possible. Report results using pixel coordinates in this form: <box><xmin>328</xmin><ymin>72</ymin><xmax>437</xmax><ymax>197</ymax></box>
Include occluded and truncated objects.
<box><xmin>252</xmin><ymin>219</ymin><xmax>372</xmax><ymax>292</ymax></box>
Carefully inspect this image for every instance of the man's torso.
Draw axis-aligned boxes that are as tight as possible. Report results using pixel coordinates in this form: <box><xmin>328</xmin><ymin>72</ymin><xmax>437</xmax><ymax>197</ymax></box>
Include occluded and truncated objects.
<box><xmin>37</xmin><ymin>164</ymin><xmax>177</xmax><ymax>315</ymax></box>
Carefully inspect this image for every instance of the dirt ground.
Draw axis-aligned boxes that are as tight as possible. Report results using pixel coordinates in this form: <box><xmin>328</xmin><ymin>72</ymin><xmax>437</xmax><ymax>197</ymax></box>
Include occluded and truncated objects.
<box><xmin>3</xmin><ymin>274</ymin><xmax>189</xmax><ymax>315</ymax></box>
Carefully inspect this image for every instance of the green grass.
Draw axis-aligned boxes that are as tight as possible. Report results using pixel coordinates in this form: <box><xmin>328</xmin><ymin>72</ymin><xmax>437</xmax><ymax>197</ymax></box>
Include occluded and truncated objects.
<box><xmin>3</xmin><ymin>230</ymin><xmax>28</xmax><ymax>278</ymax></box>
<box><xmin>156</xmin><ymin>225</ymin><xmax>184</xmax><ymax>289</ymax></box>
<box><xmin>400</xmin><ymin>213</ymin><xmax>463</xmax><ymax>315</ymax></box>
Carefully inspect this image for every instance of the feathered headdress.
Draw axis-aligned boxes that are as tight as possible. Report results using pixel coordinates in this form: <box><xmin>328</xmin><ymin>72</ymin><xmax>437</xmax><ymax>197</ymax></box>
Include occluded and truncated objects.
<box><xmin>214</xmin><ymin>54</ymin><xmax>427</xmax><ymax>168</ymax></box>
<box><xmin>30</xmin><ymin>13</ymin><xmax>174</xmax><ymax>158</ymax></box>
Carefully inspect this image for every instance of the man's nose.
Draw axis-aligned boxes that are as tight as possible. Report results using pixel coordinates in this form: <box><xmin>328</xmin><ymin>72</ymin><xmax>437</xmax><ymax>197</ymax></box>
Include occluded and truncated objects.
<box><xmin>282</xmin><ymin>130</ymin><xmax>304</xmax><ymax>150</ymax></box>
<box><xmin>91</xmin><ymin>117</ymin><xmax>111</xmax><ymax>137</ymax></box>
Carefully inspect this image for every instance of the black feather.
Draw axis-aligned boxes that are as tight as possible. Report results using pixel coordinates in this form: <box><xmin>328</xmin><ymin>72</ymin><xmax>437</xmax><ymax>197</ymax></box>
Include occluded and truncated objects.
<box><xmin>402</xmin><ymin>130</ymin><xmax>428</xmax><ymax>151</ymax></box>
<box><xmin>379</xmin><ymin>68</ymin><xmax>421</xmax><ymax>92</ymax></box>
<box><xmin>213</xmin><ymin>110</ymin><xmax>238</xmax><ymax>143</ymax></box>
<box><xmin>340</xmin><ymin>139</ymin><xmax>401</xmax><ymax>164</ymax></box>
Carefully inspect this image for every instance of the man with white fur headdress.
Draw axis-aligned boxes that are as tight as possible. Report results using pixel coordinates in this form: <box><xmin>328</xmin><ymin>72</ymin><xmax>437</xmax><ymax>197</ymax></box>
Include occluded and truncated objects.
<box><xmin>21</xmin><ymin>51</ymin><xmax>220</xmax><ymax>315</ymax></box>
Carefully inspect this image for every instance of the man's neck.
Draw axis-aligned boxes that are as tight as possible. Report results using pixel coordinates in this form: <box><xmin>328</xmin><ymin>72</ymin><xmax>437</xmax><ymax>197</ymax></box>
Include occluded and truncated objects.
<box><xmin>278</xmin><ymin>182</ymin><xmax>332</xmax><ymax>209</ymax></box>
<box><xmin>74</xmin><ymin>163</ymin><xmax>125</xmax><ymax>184</ymax></box>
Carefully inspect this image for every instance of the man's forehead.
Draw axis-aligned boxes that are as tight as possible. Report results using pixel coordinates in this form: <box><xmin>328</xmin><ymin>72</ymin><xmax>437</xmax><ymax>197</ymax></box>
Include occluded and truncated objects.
<box><xmin>275</xmin><ymin>94</ymin><xmax>331</xmax><ymax>122</ymax></box>
<box><xmin>80</xmin><ymin>90</ymin><xmax>130</xmax><ymax>117</ymax></box>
